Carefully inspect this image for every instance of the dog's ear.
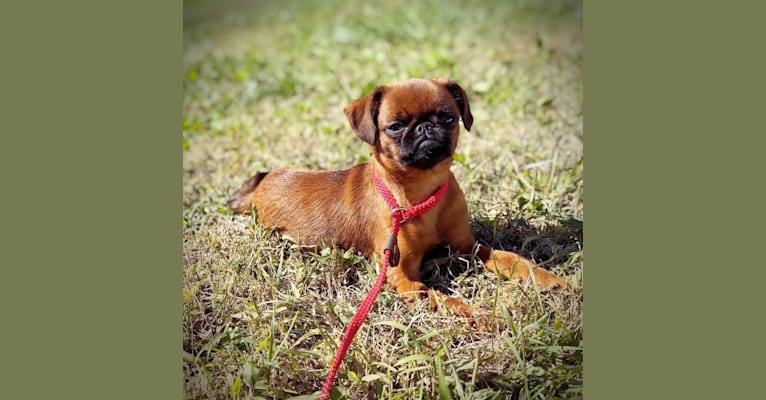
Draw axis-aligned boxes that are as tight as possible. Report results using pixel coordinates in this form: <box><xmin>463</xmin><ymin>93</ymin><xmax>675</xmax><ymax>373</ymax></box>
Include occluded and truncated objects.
<box><xmin>442</xmin><ymin>80</ymin><xmax>473</xmax><ymax>131</ymax></box>
<box><xmin>344</xmin><ymin>87</ymin><xmax>384</xmax><ymax>145</ymax></box>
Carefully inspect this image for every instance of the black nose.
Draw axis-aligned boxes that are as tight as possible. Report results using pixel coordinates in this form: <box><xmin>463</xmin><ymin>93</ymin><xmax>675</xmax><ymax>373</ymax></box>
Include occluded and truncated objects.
<box><xmin>415</xmin><ymin>122</ymin><xmax>434</xmax><ymax>138</ymax></box>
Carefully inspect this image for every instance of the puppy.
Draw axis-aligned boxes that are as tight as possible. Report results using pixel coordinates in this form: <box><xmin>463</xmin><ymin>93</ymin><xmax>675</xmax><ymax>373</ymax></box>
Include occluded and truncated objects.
<box><xmin>228</xmin><ymin>78</ymin><xmax>566</xmax><ymax>317</ymax></box>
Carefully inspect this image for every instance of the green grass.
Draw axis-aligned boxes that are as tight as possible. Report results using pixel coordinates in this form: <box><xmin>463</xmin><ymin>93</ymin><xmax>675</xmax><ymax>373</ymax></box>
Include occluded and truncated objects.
<box><xmin>183</xmin><ymin>0</ymin><xmax>582</xmax><ymax>398</ymax></box>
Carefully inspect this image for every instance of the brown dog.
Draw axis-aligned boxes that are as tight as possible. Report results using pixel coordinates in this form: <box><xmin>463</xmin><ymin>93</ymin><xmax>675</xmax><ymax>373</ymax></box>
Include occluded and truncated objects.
<box><xmin>228</xmin><ymin>78</ymin><xmax>565</xmax><ymax>317</ymax></box>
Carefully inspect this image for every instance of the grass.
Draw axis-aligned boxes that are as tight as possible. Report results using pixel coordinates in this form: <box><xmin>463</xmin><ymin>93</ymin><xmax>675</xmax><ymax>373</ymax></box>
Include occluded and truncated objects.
<box><xmin>183</xmin><ymin>0</ymin><xmax>582</xmax><ymax>398</ymax></box>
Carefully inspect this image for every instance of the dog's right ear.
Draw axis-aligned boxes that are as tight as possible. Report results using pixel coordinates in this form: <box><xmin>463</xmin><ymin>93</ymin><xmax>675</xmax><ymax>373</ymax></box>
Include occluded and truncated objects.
<box><xmin>344</xmin><ymin>87</ymin><xmax>384</xmax><ymax>145</ymax></box>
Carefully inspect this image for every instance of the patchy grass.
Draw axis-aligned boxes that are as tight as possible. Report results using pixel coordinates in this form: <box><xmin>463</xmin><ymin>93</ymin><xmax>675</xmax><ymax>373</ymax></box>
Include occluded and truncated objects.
<box><xmin>183</xmin><ymin>0</ymin><xmax>582</xmax><ymax>398</ymax></box>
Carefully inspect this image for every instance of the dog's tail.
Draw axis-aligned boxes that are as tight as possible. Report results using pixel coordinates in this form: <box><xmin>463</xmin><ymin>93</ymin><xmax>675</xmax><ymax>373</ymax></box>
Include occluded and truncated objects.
<box><xmin>227</xmin><ymin>171</ymin><xmax>269</xmax><ymax>214</ymax></box>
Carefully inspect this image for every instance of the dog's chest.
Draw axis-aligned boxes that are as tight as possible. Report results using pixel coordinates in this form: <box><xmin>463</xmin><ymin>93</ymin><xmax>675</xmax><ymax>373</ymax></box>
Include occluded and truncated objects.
<box><xmin>398</xmin><ymin>213</ymin><xmax>441</xmax><ymax>250</ymax></box>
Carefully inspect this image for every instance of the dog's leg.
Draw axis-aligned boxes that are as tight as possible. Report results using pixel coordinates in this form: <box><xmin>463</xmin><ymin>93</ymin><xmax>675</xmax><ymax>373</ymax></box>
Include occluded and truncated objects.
<box><xmin>382</xmin><ymin>235</ymin><xmax>475</xmax><ymax>317</ymax></box>
<box><xmin>441</xmin><ymin>217</ymin><xmax>566</xmax><ymax>291</ymax></box>
<box><xmin>385</xmin><ymin>249</ymin><xmax>429</xmax><ymax>306</ymax></box>
<box><xmin>387</xmin><ymin>263</ymin><xmax>475</xmax><ymax>317</ymax></box>
<box><xmin>476</xmin><ymin>246</ymin><xmax>566</xmax><ymax>290</ymax></box>
<box><xmin>384</xmin><ymin>238</ymin><xmax>474</xmax><ymax>317</ymax></box>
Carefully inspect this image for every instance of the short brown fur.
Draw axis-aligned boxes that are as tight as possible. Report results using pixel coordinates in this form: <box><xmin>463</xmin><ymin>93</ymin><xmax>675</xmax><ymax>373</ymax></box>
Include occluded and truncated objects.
<box><xmin>228</xmin><ymin>78</ymin><xmax>566</xmax><ymax>320</ymax></box>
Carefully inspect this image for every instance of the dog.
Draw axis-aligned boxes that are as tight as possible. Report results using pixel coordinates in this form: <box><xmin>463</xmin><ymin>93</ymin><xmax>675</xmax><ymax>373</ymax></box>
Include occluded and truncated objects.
<box><xmin>228</xmin><ymin>78</ymin><xmax>566</xmax><ymax>317</ymax></box>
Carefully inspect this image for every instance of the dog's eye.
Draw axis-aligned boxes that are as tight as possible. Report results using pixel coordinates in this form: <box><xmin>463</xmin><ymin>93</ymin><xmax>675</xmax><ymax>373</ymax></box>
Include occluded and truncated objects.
<box><xmin>439</xmin><ymin>114</ymin><xmax>455</xmax><ymax>124</ymax></box>
<box><xmin>385</xmin><ymin>122</ymin><xmax>405</xmax><ymax>134</ymax></box>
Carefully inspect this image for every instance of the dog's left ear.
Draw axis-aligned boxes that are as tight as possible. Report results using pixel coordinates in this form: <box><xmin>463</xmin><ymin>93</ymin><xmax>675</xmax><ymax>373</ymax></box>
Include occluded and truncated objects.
<box><xmin>344</xmin><ymin>87</ymin><xmax>385</xmax><ymax>145</ymax></box>
<box><xmin>442</xmin><ymin>80</ymin><xmax>473</xmax><ymax>131</ymax></box>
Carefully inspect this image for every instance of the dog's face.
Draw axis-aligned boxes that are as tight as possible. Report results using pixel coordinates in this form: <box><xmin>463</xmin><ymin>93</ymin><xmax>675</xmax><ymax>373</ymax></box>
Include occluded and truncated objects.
<box><xmin>344</xmin><ymin>78</ymin><xmax>473</xmax><ymax>171</ymax></box>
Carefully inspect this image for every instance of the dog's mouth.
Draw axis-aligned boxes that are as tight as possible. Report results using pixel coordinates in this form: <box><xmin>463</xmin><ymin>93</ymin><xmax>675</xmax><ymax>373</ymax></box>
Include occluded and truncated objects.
<box><xmin>401</xmin><ymin>137</ymin><xmax>452</xmax><ymax>170</ymax></box>
<box><xmin>416</xmin><ymin>138</ymin><xmax>441</xmax><ymax>151</ymax></box>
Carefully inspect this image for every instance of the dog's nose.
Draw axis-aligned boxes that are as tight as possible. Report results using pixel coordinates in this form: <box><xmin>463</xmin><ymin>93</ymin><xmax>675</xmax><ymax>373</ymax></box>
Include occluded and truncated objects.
<box><xmin>415</xmin><ymin>122</ymin><xmax>434</xmax><ymax>138</ymax></box>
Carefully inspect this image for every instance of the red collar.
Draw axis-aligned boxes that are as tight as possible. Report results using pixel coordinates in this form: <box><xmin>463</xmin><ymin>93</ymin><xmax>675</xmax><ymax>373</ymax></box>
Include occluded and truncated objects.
<box><xmin>371</xmin><ymin>165</ymin><xmax>449</xmax><ymax>226</ymax></box>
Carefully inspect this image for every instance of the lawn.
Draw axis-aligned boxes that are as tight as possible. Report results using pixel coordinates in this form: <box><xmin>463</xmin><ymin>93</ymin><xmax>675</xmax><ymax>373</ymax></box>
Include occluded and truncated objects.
<box><xmin>183</xmin><ymin>0</ymin><xmax>582</xmax><ymax>398</ymax></box>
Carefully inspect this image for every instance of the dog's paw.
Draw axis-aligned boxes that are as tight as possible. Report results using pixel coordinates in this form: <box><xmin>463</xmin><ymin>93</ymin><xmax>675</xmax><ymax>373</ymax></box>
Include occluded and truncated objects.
<box><xmin>427</xmin><ymin>290</ymin><xmax>474</xmax><ymax>317</ymax></box>
<box><xmin>531</xmin><ymin>267</ymin><xmax>567</xmax><ymax>291</ymax></box>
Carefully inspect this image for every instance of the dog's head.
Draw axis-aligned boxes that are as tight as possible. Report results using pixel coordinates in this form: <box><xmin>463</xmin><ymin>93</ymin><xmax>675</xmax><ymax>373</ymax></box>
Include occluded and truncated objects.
<box><xmin>344</xmin><ymin>78</ymin><xmax>473</xmax><ymax>172</ymax></box>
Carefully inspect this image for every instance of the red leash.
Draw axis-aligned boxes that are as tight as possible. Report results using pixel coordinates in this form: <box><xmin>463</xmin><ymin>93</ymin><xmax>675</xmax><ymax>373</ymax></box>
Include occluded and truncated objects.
<box><xmin>319</xmin><ymin>166</ymin><xmax>449</xmax><ymax>398</ymax></box>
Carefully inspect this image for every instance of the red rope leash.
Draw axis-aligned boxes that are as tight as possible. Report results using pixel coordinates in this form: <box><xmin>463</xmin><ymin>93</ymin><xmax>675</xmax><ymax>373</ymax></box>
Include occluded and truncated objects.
<box><xmin>319</xmin><ymin>166</ymin><xmax>448</xmax><ymax>399</ymax></box>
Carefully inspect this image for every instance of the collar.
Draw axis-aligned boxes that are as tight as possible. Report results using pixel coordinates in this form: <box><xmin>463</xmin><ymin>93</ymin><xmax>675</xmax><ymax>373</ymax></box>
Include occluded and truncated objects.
<box><xmin>371</xmin><ymin>165</ymin><xmax>449</xmax><ymax>226</ymax></box>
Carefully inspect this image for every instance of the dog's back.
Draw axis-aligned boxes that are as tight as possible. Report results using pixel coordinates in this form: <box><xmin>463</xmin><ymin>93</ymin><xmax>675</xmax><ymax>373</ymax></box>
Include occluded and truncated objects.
<box><xmin>228</xmin><ymin>164</ymin><xmax>384</xmax><ymax>256</ymax></box>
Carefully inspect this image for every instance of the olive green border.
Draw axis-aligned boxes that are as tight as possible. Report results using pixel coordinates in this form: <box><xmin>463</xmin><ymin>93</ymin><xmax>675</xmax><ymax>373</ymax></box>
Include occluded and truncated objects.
<box><xmin>587</xmin><ymin>1</ymin><xmax>764</xmax><ymax>399</ymax></box>
<box><xmin>2</xmin><ymin>1</ymin><xmax>181</xmax><ymax>398</ymax></box>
